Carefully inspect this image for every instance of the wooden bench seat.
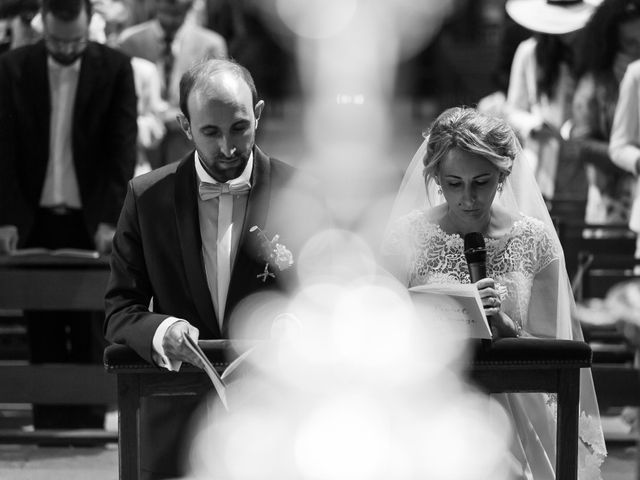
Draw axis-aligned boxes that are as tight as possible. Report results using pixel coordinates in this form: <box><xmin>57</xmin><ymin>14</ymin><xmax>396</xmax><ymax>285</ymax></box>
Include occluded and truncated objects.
<box><xmin>0</xmin><ymin>254</ymin><xmax>114</xmax><ymax>445</ymax></box>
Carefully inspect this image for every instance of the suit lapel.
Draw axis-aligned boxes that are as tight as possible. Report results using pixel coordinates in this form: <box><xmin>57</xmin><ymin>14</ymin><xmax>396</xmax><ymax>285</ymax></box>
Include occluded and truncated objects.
<box><xmin>224</xmin><ymin>148</ymin><xmax>272</xmax><ymax>316</ymax></box>
<box><xmin>174</xmin><ymin>154</ymin><xmax>221</xmax><ymax>337</ymax></box>
<box><xmin>74</xmin><ymin>43</ymin><xmax>101</xmax><ymax>129</ymax></box>
<box><xmin>239</xmin><ymin>147</ymin><xmax>271</xmax><ymax>252</ymax></box>
<box><xmin>26</xmin><ymin>43</ymin><xmax>51</xmax><ymax>184</ymax></box>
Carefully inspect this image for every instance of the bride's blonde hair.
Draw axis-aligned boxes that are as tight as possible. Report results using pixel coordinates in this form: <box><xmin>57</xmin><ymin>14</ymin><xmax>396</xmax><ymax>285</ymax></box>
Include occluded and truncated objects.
<box><xmin>422</xmin><ymin>106</ymin><xmax>521</xmax><ymax>182</ymax></box>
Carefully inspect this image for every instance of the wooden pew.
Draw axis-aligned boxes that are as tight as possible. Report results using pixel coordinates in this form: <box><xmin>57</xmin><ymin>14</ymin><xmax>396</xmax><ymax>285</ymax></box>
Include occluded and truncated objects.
<box><xmin>573</xmin><ymin>251</ymin><xmax>640</xmax><ymax>363</ymax></box>
<box><xmin>0</xmin><ymin>254</ymin><xmax>116</xmax><ymax>445</ymax></box>
<box><xmin>105</xmin><ymin>338</ymin><xmax>591</xmax><ymax>480</ymax></box>
<box><xmin>555</xmin><ymin>220</ymin><xmax>635</xmax><ymax>280</ymax></box>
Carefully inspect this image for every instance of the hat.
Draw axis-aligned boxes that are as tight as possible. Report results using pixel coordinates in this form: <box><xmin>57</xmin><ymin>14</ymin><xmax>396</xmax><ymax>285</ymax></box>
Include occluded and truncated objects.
<box><xmin>506</xmin><ymin>0</ymin><xmax>598</xmax><ymax>35</ymax></box>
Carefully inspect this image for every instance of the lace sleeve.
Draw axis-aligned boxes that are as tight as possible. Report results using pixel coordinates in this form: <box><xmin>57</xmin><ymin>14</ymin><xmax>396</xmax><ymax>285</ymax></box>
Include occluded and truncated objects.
<box><xmin>531</xmin><ymin>218</ymin><xmax>560</xmax><ymax>274</ymax></box>
<box><xmin>522</xmin><ymin>218</ymin><xmax>565</xmax><ymax>337</ymax></box>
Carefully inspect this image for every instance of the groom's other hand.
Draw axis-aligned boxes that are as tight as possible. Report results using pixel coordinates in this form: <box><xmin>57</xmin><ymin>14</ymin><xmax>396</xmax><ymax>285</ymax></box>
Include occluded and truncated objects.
<box><xmin>162</xmin><ymin>321</ymin><xmax>205</xmax><ymax>369</ymax></box>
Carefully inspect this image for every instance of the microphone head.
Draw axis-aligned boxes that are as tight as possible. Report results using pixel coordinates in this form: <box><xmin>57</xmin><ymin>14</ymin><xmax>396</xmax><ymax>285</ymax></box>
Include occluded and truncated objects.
<box><xmin>463</xmin><ymin>232</ymin><xmax>486</xmax><ymax>264</ymax></box>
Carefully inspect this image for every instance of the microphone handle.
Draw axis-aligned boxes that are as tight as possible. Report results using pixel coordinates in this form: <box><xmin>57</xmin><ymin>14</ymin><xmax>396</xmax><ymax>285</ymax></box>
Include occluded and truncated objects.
<box><xmin>468</xmin><ymin>262</ymin><xmax>487</xmax><ymax>283</ymax></box>
<box><xmin>468</xmin><ymin>261</ymin><xmax>495</xmax><ymax>343</ymax></box>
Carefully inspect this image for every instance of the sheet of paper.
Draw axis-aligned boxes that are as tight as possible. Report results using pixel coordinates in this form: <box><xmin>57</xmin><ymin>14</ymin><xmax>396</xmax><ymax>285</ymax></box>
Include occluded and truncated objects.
<box><xmin>182</xmin><ymin>333</ymin><xmax>229</xmax><ymax>410</ymax></box>
<box><xmin>409</xmin><ymin>283</ymin><xmax>492</xmax><ymax>339</ymax></box>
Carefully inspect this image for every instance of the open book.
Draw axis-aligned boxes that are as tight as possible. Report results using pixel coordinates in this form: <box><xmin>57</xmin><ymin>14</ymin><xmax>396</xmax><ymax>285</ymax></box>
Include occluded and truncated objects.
<box><xmin>9</xmin><ymin>248</ymin><xmax>100</xmax><ymax>259</ymax></box>
<box><xmin>182</xmin><ymin>333</ymin><xmax>254</xmax><ymax>410</ymax></box>
<box><xmin>409</xmin><ymin>283</ymin><xmax>492</xmax><ymax>339</ymax></box>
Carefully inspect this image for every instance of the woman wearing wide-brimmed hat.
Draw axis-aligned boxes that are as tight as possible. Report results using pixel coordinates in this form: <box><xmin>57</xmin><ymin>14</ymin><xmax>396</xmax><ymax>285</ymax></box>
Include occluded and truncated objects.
<box><xmin>504</xmin><ymin>0</ymin><xmax>597</xmax><ymax>202</ymax></box>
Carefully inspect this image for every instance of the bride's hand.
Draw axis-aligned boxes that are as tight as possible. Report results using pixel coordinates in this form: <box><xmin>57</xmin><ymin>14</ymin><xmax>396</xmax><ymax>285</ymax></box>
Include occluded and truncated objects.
<box><xmin>475</xmin><ymin>278</ymin><xmax>502</xmax><ymax>316</ymax></box>
<box><xmin>489</xmin><ymin>312</ymin><xmax>520</xmax><ymax>338</ymax></box>
<box><xmin>475</xmin><ymin>278</ymin><xmax>519</xmax><ymax>338</ymax></box>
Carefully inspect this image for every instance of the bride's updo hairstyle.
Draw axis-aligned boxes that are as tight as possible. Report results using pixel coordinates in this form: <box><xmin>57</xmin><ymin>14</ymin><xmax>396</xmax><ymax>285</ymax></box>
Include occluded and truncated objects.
<box><xmin>422</xmin><ymin>106</ymin><xmax>521</xmax><ymax>183</ymax></box>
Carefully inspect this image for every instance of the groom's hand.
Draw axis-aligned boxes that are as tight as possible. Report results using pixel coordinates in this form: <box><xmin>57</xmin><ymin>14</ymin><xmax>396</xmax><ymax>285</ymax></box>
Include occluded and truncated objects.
<box><xmin>162</xmin><ymin>321</ymin><xmax>205</xmax><ymax>369</ymax></box>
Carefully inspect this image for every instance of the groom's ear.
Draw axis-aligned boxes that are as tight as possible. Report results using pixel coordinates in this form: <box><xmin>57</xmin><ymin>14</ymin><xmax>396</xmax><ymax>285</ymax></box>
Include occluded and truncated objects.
<box><xmin>177</xmin><ymin>114</ymin><xmax>192</xmax><ymax>140</ymax></box>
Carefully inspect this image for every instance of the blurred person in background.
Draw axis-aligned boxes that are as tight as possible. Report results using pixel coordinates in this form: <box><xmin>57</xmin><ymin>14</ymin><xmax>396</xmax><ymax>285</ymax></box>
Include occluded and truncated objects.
<box><xmin>503</xmin><ymin>0</ymin><xmax>596</xmax><ymax>203</ymax></box>
<box><xmin>609</xmin><ymin>58</ymin><xmax>640</xmax><ymax>258</ymax></box>
<box><xmin>382</xmin><ymin>107</ymin><xmax>606</xmax><ymax>479</ymax></box>
<box><xmin>199</xmin><ymin>0</ymin><xmax>299</xmax><ymax>108</ymax></box>
<box><xmin>30</xmin><ymin>0</ymin><xmax>111</xmax><ymax>44</ymax></box>
<box><xmin>102</xmin><ymin>0</ymin><xmax>168</xmax><ymax>176</ymax></box>
<box><xmin>0</xmin><ymin>0</ymin><xmax>39</xmax><ymax>52</ymax></box>
<box><xmin>117</xmin><ymin>0</ymin><xmax>228</xmax><ymax>169</ymax></box>
<box><xmin>95</xmin><ymin>0</ymin><xmax>133</xmax><ymax>42</ymax></box>
<box><xmin>571</xmin><ymin>0</ymin><xmax>640</xmax><ymax>224</ymax></box>
<box><xmin>491</xmin><ymin>9</ymin><xmax>532</xmax><ymax>97</ymax></box>
<box><xmin>0</xmin><ymin>0</ymin><xmax>137</xmax><ymax>429</ymax></box>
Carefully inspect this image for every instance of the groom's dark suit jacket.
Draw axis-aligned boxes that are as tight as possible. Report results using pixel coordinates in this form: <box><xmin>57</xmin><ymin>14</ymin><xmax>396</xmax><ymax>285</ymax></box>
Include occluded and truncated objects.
<box><xmin>0</xmin><ymin>40</ymin><xmax>137</xmax><ymax>241</ymax></box>
<box><xmin>105</xmin><ymin>146</ymin><xmax>300</xmax><ymax>356</ymax></box>
<box><xmin>104</xmin><ymin>146</ymin><xmax>313</xmax><ymax>479</ymax></box>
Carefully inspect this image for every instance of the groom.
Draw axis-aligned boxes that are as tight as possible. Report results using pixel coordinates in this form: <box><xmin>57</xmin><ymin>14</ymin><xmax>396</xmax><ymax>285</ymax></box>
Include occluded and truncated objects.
<box><xmin>104</xmin><ymin>59</ymin><xmax>320</xmax><ymax>479</ymax></box>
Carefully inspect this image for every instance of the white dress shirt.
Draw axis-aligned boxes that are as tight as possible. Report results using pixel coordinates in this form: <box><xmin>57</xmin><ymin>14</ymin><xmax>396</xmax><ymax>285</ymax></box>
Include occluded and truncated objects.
<box><xmin>40</xmin><ymin>57</ymin><xmax>82</xmax><ymax>209</ymax></box>
<box><xmin>152</xmin><ymin>152</ymin><xmax>253</xmax><ymax>370</ymax></box>
<box><xmin>609</xmin><ymin>59</ymin><xmax>640</xmax><ymax>234</ymax></box>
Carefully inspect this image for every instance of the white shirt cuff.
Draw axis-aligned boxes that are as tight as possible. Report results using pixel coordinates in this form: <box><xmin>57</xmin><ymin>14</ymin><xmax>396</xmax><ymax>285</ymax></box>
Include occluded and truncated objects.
<box><xmin>152</xmin><ymin>316</ymin><xmax>185</xmax><ymax>371</ymax></box>
<box><xmin>610</xmin><ymin>145</ymin><xmax>640</xmax><ymax>174</ymax></box>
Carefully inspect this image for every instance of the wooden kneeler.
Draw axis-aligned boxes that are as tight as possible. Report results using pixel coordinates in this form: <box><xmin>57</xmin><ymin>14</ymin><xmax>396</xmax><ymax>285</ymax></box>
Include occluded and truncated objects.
<box><xmin>105</xmin><ymin>338</ymin><xmax>592</xmax><ymax>480</ymax></box>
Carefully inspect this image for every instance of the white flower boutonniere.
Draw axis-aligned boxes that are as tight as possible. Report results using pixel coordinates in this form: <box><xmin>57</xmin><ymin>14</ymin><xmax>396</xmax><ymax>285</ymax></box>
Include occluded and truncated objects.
<box><xmin>249</xmin><ymin>225</ymin><xmax>294</xmax><ymax>282</ymax></box>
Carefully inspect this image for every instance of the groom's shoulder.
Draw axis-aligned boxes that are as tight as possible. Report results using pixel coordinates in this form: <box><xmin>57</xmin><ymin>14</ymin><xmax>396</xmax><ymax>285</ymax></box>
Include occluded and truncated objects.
<box><xmin>129</xmin><ymin>157</ymin><xmax>187</xmax><ymax>194</ymax></box>
<box><xmin>257</xmin><ymin>149</ymin><xmax>312</xmax><ymax>191</ymax></box>
<box><xmin>269</xmin><ymin>157</ymin><xmax>322</xmax><ymax>198</ymax></box>
<box><xmin>269</xmin><ymin>156</ymin><xmax>297</xmax><ymax>175</ymax></box>
<box><xmin>261</xmin><ymin>151</ymin><xmax>297</xmax><ymax>179</ymax></box>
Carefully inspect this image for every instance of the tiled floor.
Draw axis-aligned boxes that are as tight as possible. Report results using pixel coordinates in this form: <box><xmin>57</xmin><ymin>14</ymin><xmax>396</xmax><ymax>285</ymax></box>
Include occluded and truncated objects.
<box><xmin>0</xmin><ymin>438</ymin><xmax>635</xmax><ymax>479</ymax></box>
<box><xmin>0</xmin><ymin>409</ymin><xmax>636</xmax><ymax>479</ymax></box>
<box><xmin>0</xmin><ymin>444</ymin><xmax>118</xmax><ymax>480</ymax></box>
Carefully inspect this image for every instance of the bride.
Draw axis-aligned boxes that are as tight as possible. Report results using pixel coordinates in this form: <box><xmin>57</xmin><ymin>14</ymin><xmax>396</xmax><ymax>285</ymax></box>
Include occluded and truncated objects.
<box><xmin>382</xmin><ymin>107</ymin><xmax>606</xmax><ymax>479</ymax></box>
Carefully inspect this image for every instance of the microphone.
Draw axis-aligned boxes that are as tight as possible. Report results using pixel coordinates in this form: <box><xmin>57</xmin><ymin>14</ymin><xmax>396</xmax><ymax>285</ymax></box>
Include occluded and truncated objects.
<box><xmin>464</xmin><ymin>232</ymin><xmax>487</xmax><ymax>282</ymax></box>
<box><xmin>464</xmin><ymin>232</ymin><xmax>494</xmax><ymax>343</ymax></box>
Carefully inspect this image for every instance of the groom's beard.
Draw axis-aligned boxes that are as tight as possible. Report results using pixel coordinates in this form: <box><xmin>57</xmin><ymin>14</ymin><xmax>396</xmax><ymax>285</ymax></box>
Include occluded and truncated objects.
<box><xmin>48</xmin><ymin>50</ymin><xmax>84</xmax><ymax>67</ymax></box>
<box><xmin>198</xmin><ymin>147</ymin><xmax>252</xmax><ymax>183</ymax></box>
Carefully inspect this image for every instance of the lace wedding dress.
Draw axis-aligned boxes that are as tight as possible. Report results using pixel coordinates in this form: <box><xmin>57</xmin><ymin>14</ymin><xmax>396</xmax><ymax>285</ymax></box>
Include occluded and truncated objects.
<box><xmin>382</xmin><ymin>209</ymin><xmax>606</xmax><ymax>480</ymax></box>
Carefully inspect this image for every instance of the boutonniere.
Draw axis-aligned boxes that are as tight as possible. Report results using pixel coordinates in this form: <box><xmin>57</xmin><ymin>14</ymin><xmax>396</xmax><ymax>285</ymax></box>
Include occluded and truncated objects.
<box><xmin>249</xmin><ymin>225</ymin><xmax>294</xmax><ymax>282</ymax></box>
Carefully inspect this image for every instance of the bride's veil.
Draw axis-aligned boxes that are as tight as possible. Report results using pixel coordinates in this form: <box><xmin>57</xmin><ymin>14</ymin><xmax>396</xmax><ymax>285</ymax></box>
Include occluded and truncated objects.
<box><xmin>386</xmin><ymin>128</ymin><xmax>606</xmax><ymax>466</ymax></box>
<box><xmin>388</xmin><ymin>136</ymin><xmax>554</xmax><ymax>241</ymax></box>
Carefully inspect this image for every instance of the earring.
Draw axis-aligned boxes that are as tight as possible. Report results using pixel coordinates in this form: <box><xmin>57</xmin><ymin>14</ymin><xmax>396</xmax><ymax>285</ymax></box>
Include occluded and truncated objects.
<box><xmin>437</xmin><ymin>187</ymin><xmax>442</xmax><ymax>195</ymax></box>
<box><xmin>497</xmin><ymin>182</ymin><xmax>504</xmax><ymax>193</ymax></box>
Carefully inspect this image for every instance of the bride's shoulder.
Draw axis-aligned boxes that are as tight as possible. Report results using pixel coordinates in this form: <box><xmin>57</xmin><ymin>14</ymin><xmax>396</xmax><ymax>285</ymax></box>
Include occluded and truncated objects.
<box><xmin>505</xmin><ymin>213</ymin><xmax>558</xmax><ymax>249</ymax></box>
<box><xmin>490</xmin><ymin>206</ymin><xmax>550</xmax><ymax>239</ymax></box>
<box><xmin>513</xmin><ymin>215</ymin><xmax>550</xmax><ymax>237</ymax></box>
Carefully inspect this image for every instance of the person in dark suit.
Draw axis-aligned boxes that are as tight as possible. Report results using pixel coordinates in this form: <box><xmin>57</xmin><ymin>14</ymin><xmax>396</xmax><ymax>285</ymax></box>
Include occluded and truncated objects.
<box><xmin>104</xmin><ymin>58</ymin><xmax>322</xmax><ymax>479</ymax></box>
<box><xmin>117</xmin><ymin>0</ymin><xmax>228</xmax><ymax>168</ymax></box>
<box><xmin>0</xmin><ymin>0</ymin><xmax>137</xmax><ymax>428</ymax></box>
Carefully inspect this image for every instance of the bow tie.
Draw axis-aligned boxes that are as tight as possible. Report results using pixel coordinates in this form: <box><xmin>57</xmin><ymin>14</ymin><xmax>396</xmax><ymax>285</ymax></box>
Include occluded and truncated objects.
<box><xmin>199</xmin><ymin>181</ymin><xmax>251</xmax><ymax>201</ymax></box>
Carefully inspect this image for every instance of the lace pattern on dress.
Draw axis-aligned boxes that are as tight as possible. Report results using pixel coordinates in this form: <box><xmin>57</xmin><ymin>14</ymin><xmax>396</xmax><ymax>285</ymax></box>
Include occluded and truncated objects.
<box><xmin>382</xmin><ymin>210</ymin><xmax>560</xmax><ymax>331</ymax></box>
